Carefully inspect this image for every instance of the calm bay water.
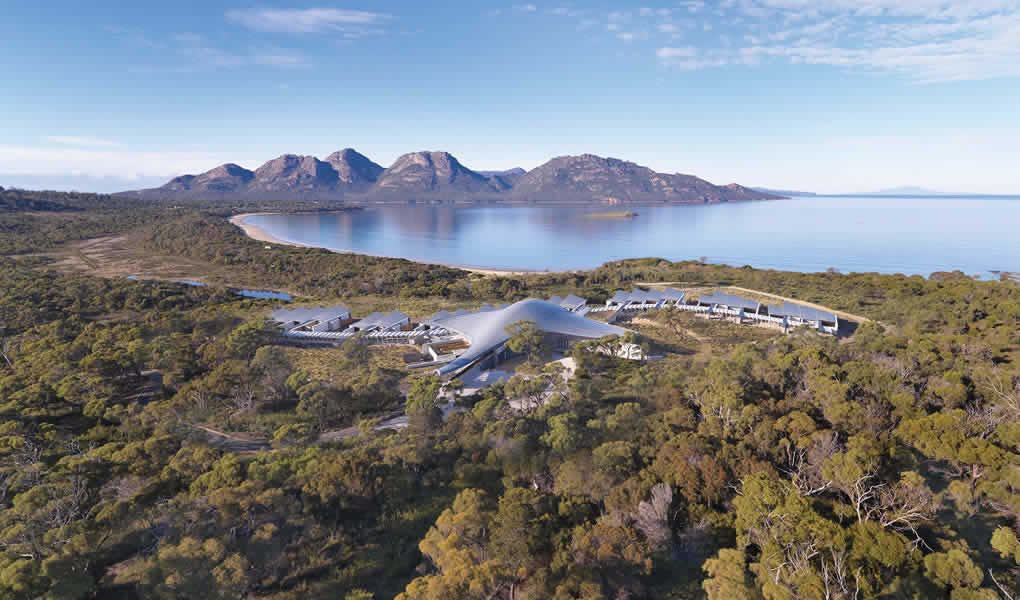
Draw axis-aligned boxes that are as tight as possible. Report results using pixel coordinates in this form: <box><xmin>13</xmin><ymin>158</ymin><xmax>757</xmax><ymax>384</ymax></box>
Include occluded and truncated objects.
<box><xmin>244</xmin><ymin>196</ymin><xmax>1020</xmax><ymax>278</ymax></box>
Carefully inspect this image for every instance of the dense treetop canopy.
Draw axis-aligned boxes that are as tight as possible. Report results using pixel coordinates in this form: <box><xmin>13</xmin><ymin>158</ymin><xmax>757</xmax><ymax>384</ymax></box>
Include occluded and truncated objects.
<box><xmin>0</xmin><ymin>189</ymin><xmax>1016</xmax><ymax>599</ymax></box>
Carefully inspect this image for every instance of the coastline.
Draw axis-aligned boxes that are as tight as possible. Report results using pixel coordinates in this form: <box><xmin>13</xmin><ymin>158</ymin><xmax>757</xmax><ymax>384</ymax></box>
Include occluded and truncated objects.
<box><xmin>230</xmin><ymin>209</ymin><xmax>1017</xmax><ymax>281</ymax></box>
<box><xmin>228</xmin><ymin>212</ymin><xmax>550</xmax><ymax>277</ymax></box>
<box><xmin>228</xmin><ymin>213</ymin><xmax>308</xmax><ymax>247</ymax></box>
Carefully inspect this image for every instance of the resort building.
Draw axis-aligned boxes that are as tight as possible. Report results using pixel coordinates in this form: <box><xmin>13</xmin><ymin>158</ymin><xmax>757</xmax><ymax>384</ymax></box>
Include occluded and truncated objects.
<box><xmin>696</xmin><ymin>291</ymin><xmax>761</xmax><ymax>313</ymax></box>
<box><xmin>588</xmin><ymin>288</ymin><xmax>841</xmax><ymax>336</ymax></box>
<box><xmin>349</xmin><ymin>310</ymin><xmax>411</xmax><ymax>333</ymax></box>
<box><xmin>690</xmin><ymin>291</ymin><xmax>839</xmax><ymax>335</ymax></box>
<box><xmin>267</xmin><ymin>290</ymin><xmax>838</xmax><ymax>375</ymax></box>
<box><xmin>271</xmin><ymin>306</ymin><xmax>422</xmax><ymax>344</ymax></box>
<box><xmin>765</xmin><ymin>302</ymin><xmax>839</xmax><ymax>334</ymax></box>
<box><xmin>601</xmin><ymin>288</ymin><xmax>686</xmax><ymax>311</ymax></box>
<box><xmin>270</xmin><ymin>306</ymin><xmax>352</xmax><ymax>333</ymax></box>
<box><xmin>426</xmin><ymin>298</ymin><xmax>633</xmax><ymax>377</ymax></box>
<box><xmin>545</xmin><ymin>294</ymin><xmax>589</xmax><ymax>313</ymax></box>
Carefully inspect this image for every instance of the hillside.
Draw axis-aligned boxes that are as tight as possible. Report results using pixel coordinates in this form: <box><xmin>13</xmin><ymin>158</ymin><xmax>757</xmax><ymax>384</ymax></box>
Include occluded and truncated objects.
<box><xmin>126</xmin><ymin>149</ymin><xmax>780</xmax><ymax>204</ymax></box>
<box><xmin>511</xmin><ymin>154</ymin><xmax>780</xmax><ymax>203</ymax></box>
<box><xmin>325</xmin><ymin>148</ymin><xmax>384</xmax><ymax>188</ymax></box>
<box><xmin>371</xmin><ymin>151</ymin><xmax>506</xmax><ymax>197</ymax></box>
<box><xmin>1</xmin><ymin>191</ymin><xmax>1017</xmax><ymax>599</ymax></box>
<box><xmin>162</xmin><ymin>163</ymin><xmax>255</xmax><ymax>195</ymax></box>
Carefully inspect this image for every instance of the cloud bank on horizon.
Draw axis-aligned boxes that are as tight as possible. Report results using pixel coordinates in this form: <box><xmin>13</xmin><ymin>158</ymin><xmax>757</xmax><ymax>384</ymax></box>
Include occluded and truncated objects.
<box><xmin>2</xmin><ymin>0</ymin><xmax>1019</xmax><ymax>194</ymax></box>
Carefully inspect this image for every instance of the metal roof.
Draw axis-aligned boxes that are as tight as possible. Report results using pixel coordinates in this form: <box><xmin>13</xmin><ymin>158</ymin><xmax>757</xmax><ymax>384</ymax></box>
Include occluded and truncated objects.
<box><xmin>770</xmin><ymin>301</ymin><xmax>837</xmax><ymax>323</ymax></box>
<box><xmin>630</xmin><ymin>289</ymin><xmax>654</xmax><ymax>302</ymax></box>
<box><xmin>270</xmin><ymin>305</ymin><xmax>350</xmax><ymax>325</ymax></box>
<box><xmin>609</xmin><ymin>290</ymin><xmax>632</xmax><ymax>304</ymax></box>
<box><xmin>436</xmin><ymin>299</ymin><xmax>629</xmax><ymax>375</ymax></box>
<box><xmin>428</xmin><ymin>304</ymin><xmax>511</xmax><ymax>327</ymax></box>
<box><xmin>560</xmin><ymin>294</ymin><xmax>588</xmax><ymax>310</ymax></box>
<box><xmin>547</xmin><ymin>294</ymin><xmax>588</xmax><ymax>310</ymax></box>
<box><xmin>608</xmin><ymin>288</ymin><xmax>686</xmax><ymax>306</ymax></box>
<box><xmin>698</xmin><ymin>292</ymin><xmax>760</xmax><ymax>311</ymax></box>
<box><xmin>350</xmin><ymin>310</ymin><xmax>409</xmax><ymax>331</ymax></box>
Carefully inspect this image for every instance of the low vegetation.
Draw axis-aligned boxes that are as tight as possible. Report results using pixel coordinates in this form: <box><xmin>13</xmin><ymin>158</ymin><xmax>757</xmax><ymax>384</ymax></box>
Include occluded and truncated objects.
<box><xmin>0</xmin><ymin>189</ymin><xmax>1016</xmax><ymax>599</ymax></box>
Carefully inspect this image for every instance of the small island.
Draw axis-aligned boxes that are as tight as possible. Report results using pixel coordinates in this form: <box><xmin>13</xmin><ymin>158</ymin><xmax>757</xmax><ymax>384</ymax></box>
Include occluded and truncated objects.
<box><xmin>583</xmin><ymin>210</ymin><xmax>639</xmax><ymax>219</ymax></box>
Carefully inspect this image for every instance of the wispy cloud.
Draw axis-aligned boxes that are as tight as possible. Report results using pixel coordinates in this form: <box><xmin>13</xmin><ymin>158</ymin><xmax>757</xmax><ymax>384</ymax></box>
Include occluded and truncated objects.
<box><xmin>108</xmin><ymin>27</ymin><xmax>309</xmax><ymax>71</ymax></box>
<box><xmin>655</xmin><ymin>0</ymin><xmax>1020</xmax><ymax>82</ymax></box>
<box><xmin>225</xmin><ymin>8</ymin><xmax>391</xmax><ymax>34</ymax></box>
<box><xmin>502</xmin><ymin>0</ymin><xmax>1020</xmax><ymax>82</ymax></box>
<box><xmin>546</xmin><ymin>7</ymin><xmax>584</xmax><ymax>17</ymax></box>
<box><xmin>656</xmin><ymin>47</ymin><xmax>697</xmax><ymax>59</ymax></box>
<box><xmin>45</xmin><ymin>136</ymin><xmax>122</xmax><ymax>148</ymax></box>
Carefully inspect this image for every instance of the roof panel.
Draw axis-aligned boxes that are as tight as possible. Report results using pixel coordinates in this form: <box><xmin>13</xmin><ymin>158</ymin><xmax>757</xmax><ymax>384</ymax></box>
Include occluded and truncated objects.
<box><xmin>699</xmin><ymin>292</ymin><xmax>759</xmax><ymax>311</ymax></box>
<box><xmin>779</xmin><ymin>301</ymin><xmax>836</xmax><ymax>323</ymax></box>
<box><xmin>271</xmin><ymin>305</ymin><xmax>349</xmax><ymax>324</ymax></box>
<box><xmin>436</xmin><ymin>299</ymin><xmax>629</xmax><ymax>375</ymax></box>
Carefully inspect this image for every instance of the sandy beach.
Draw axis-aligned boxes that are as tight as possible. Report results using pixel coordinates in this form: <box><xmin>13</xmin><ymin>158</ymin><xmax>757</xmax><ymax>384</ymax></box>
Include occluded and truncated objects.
<box><xmin>228</xmin><ymin>213</ymin><xmax>311</xmax><ymax>247</ymax></box>
<box><xmin>228</xmin><ymin>213</ymin><xmax>547</xmax><ymax>277</ymax></box>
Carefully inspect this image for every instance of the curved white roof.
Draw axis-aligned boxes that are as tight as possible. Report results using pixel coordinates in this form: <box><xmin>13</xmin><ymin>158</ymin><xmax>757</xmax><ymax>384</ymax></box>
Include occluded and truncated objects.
<box><xmin>436</xmin><ymin>298</ymin><xmax>629</xmax><ymax>375</ymax></box>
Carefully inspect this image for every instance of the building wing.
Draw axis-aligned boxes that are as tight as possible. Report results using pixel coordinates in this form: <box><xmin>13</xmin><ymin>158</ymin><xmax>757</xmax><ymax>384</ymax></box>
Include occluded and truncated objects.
<box><xmin>772</xmin><ymin>302</ymin><xmax>837</xmax><ymax>324</ymax></box>
<box><xmin>270</xmin><ymin>305</ymin><xmax>350</xmax><ymax>330</ymax></box>
<box><xmin>698</xmin><ymin>292</ymin><xmax>760</xmax><ymax>312</ymax></box>
<box><xmin>436</xmin><ymin>299</ymin><xmax>629</xmax><ymax>375</ymax></box>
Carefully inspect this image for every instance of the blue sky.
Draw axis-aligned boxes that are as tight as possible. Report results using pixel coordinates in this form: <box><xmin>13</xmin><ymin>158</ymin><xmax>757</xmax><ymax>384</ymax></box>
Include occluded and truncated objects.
<box><xmin>2</xmin><ymin>0</ymin><xmax>1019</xmax><ymax>193</ymax></box>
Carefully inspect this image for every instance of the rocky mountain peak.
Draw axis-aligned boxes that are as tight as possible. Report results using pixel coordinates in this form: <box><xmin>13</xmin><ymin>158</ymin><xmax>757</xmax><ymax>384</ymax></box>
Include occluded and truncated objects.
<box><xmin>252</xmin><ymin>154</ymin><xmax>338</xmax><ymax>191</ymax></box>
<box><xmin>324</xmin><ymin>148</ymin><xmax>384</xmax><ymax>185</ymax></box>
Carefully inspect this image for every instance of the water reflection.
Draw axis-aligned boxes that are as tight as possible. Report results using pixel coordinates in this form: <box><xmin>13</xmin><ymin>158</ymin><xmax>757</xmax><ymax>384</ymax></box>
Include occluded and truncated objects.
<box><xmin>246</xmin><ymin>198</ymin><xmax>1020</xmax><ymax>277</ymax></box>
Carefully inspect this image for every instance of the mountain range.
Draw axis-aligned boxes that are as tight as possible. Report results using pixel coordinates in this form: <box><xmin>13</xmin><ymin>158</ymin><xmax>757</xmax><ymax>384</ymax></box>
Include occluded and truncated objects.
<box><xmin>126</xmin><ymin>149</ymin><xmax>781</xmax><ymax>204</ymax></box>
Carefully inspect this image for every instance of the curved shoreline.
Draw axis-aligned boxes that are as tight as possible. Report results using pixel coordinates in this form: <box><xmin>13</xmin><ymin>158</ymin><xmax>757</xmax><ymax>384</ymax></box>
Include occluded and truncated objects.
<box><xmin>228</xmin><ymin>213</ymin><xmax>312</xmax><ymax>247</ymax></box>
<box><xmin>228</xmin><ymin>213</ymin><xmax>549</xmax><ymax>276</ymax></box>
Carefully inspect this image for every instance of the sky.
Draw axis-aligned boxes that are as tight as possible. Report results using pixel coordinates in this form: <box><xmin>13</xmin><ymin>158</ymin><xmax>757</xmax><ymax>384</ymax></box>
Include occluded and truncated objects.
<box><xmin>2</xmin><ymin>0</ymin><xmax>1019</xmax><ymax>194</ymax></box>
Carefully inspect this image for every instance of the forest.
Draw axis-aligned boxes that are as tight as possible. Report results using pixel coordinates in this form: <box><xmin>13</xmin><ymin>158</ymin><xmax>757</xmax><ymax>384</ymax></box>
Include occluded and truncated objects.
<box><xmin>0</xmin><ymin>188</ymin><xmax>1017</xmax><ymax>599</ymax></box>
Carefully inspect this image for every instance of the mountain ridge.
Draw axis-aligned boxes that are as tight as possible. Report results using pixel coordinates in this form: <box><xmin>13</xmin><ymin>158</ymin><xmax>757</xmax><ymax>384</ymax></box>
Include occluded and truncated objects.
<box><xmin>374</xmin><ymin>151</ymin><xmax>505</xmax><ymax>195</ymax></box>
<box><xmin>753</xmin><ymin>186</ymin><xmax>817</xmax><ymax>197</ymax></box>
<box><xmin>125</xmin><ymin>149</ymin><xmax>783</xmax><ymax>204</ymax></box>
